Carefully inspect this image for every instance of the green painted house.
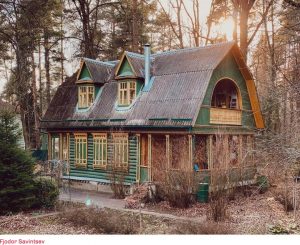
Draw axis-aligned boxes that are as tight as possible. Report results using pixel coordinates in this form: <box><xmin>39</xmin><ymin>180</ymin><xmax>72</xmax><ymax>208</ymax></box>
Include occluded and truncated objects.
<box><xmin>41</xmin><ymin>42</ymin><xmax>264</xmax><ymax>186</ymax></box>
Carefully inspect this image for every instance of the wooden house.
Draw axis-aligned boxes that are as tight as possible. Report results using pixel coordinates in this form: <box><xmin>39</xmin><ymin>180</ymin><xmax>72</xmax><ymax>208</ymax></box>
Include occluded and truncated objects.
<box><xmin>41</xmin><ymin>42</ymin><xmax>264</xmax><ymax>187</ymax></box>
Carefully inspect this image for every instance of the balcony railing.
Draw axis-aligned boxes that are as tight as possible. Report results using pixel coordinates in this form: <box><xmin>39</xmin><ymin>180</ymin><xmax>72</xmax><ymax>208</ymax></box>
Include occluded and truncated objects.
<box><xmin>210</xmin><ymin>108</ymin><xmax>242</xmax><ymax>125</ymax></box>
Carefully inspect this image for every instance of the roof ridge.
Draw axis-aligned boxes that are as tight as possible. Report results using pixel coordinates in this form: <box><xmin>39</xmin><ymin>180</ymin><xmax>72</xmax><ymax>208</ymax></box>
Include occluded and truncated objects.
<box><xmin>126</xmin><ymin>51</ymin><xmax>145</xmax><ymax>59</ymax></box>
<box><xmin>83</xmin><ymin>58</ymin><xmax>115</xmax><ymax>67</ymax></box>
<box><xmin>152</xmin><ymin>41</ymin><xmax>235</xmax><ymax>57</ymax></box>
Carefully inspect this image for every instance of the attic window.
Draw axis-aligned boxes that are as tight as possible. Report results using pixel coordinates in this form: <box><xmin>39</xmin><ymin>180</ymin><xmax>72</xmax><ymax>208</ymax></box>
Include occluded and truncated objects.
<box><xmin>78</xmin><ymin>86</ymin><xmax>94</xmax><ymax>109</ymax></box>
<box><xmin>211</xmin><ymin>79</ymin><xmax>241</xmax><ymax>109</ymax></box>
<box><xmin>118</xmin><ymin>81</ymin><xmax>136</xmax><ymax>106</ymax></box>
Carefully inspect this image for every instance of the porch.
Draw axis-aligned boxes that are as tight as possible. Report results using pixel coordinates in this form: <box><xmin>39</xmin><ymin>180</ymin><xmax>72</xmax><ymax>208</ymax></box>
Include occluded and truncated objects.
<box><xmin>138</xmin><ymin>133</ymin><xmax>256</xmax><ymax>187</ymax></box>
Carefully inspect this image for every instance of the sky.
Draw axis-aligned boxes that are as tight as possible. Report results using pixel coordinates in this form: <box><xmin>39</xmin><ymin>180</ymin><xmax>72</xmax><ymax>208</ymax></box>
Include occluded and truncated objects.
<box><xmin>0</xmin><ymin>0</ymin><xmax>218</xmax><ymax>94</ymax></box>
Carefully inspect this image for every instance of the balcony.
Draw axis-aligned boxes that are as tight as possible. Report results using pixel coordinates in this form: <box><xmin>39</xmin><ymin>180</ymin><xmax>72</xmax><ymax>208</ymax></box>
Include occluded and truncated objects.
<box><xmin>210</xmin><ymin>108</ymin><xmax>242</xmax><ymax>125</ymax></box>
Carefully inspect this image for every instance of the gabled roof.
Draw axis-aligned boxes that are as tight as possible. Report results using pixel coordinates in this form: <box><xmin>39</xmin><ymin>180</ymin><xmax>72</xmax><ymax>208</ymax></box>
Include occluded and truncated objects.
<box><xmin>77</xmin><ymin>58</ymin><xmax>115</xmax><ymax>83</ymax></box>
<box><xmin>42</xmin><ymin>42</ymin><xmax>264</xmax><ymax>129</ymax></box>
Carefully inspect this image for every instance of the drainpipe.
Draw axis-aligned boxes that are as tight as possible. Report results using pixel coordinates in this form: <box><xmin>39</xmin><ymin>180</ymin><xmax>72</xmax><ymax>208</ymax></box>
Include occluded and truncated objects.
<box><xmin>144</xmin><ymin>44</ymin><xmax>151</xmax><ymax>87</ymax></box>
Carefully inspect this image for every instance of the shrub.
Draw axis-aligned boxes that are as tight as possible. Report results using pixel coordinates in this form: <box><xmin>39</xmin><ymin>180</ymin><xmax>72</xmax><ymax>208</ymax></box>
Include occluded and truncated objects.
<box><xmin>109</xmin><ymin>168</ymin><xmax>127</xmax><ymax>199</ymax></box>
<box><xmin>32</xmin><ymin>178</ymin><xmax>59</xmax><ymax>209</ymax></box>
<box><xmin>256</xmin><ymin>175</ymin><xmax>270</xmax><ymax>193</ymax></box>
<box><xmin>0</xmin><ymin>110</ymin><xmax>37</xmax><ymax>214</ymax></box>
<box><xmin>162</xmin><ymin>170</ymin><xmax>195</xmax><ymax>209</ymax></box>
<box><xmin>274</xmin><ymin>188</ymin><xmax>296</xmax><ymax>212</ymax></box>
<box><xmin>173</xmin><ymin>221</ymin><xmax>233</xmax><ymax>234</ymax></box>
<box><xmin>0</xmin><ymin>146</ymin><xmax>36</xmax><ymax>215</ymax></box>
<box><xmin>209</xmin><ymin>190</ymin><xmax>229</xmax><ymax>222</ymax></box>
<box><xmin>59</xmin><ymin>208</ymin><xmax>137</xmax><ymax>234</ymax></box>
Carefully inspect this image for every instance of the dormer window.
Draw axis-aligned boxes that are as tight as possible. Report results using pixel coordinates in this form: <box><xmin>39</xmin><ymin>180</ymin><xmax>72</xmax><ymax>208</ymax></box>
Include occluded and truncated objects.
<box><xmin>118</xmin><ymin>81</ymin><xmax>136</xmax><ymax>106</ymax></box>
<box><xmin>78</xmin><ymin>85</ymin><xmax>94</xmax><ymax>108</ymax></box>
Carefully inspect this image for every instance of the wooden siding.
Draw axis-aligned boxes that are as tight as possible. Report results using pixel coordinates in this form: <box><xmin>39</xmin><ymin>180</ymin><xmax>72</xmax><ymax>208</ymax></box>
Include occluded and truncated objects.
<box><xmin>195</xmin><ymin>52</ymin><xmax>256</xmax><ymax>130</ymax></box>
<box><xmin>66</xmin><ymin>133</ymin><xmax>138</xmax><ymax>184</ymax></box>
<box><xmin>210</xmin><ymin>108</ymin><xmax>242</xmax><ymax>125</ymax></box>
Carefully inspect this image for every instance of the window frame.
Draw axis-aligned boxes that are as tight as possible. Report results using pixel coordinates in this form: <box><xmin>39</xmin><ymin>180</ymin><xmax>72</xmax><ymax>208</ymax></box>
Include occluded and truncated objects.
<box><xmin>112</xmin><ymin>133</ymin><xmax>129</xmax><ymax>170</ymax></box>
<box><xmin>118</xmin><ymin>81</ymin><xmax>136</xmax><ymax>106</ymax></box>
<box><xmin>74</xmin><ymin>133</ymin><xmax>88</xmax><ymax>168</ymax></box>
<box><xmin>93</xmin><ymin>133</ymin><xmax>108</xmax><ymax>170</ymax></box>
<box><xmin>78</xmin><ymin>85</ymin><xmax>95</xmax><ymax>109</ymax></box>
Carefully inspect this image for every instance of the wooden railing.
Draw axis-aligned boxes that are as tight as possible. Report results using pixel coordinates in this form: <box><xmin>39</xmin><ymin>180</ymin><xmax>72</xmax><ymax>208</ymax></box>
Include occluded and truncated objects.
<box><xmin>210</xmin><ymin>108</ymin><xmax>242</xmax><ymax>125</ymax></box>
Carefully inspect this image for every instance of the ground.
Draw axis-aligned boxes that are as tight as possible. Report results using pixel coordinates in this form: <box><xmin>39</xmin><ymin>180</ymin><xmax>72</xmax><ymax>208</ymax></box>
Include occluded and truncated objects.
<box><xmin>1</xmin><ymin>184</ymin><xmax>299</xmax><ymax>234</ymax></box>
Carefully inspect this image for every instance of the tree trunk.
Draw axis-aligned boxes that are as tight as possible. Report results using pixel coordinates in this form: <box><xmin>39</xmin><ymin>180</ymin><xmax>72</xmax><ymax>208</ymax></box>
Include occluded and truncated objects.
<box><xmin>38</xmin><ymin>41</ymin><xmax>43</xmax><ymax>114</ymax></box>
<box><xmin>233</xmin><ymin>7</ymin><xmax>238</xmax><ymax>43</ymax></box>
<box><xmin>131</xmin><ymin>0</ymin><xmax>139</xmax><ymax>52</ymax></box>
<box><xmin>60</xmin><ymin>11</ymin><xmax>64</xmax><ymax>84</ymax></box>
<box><xmin>31</xmin><ymin>51</ymin><xmax>40</xmax><ymax>149</ymax></box>
<box><xmin>44</xmin><ymin>30</ymin><xmax>51</xmax><ymax>106</ymax></box>
<box><xmin>239</xmin><ymin>6</ymin><xmax>250</xmax><ymax>62</ymax></box>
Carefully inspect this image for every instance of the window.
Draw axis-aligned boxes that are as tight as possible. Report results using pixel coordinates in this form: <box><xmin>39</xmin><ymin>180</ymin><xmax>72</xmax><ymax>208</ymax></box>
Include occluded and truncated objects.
<box><xmin>78</xmin><ymin>86</ymin><xmax>94</xmax><ymax>108</ymax></box>
<box><xmin>93</xmin><ymin>133</ymin><xmax>107</xmax><ymax>169</ymax></box>
<box><xmin>211</xmin><ymin>79</ymin><xmax>240</xmax><ymax>109</ymax></box>
<box><xmin>51</xmin><ymin>136</ymin><xmax>60</xmax><ymax>160</ymax></box>
<box><xmin>118</xmin><ymin>81</ymin><xmax>136</xmax><ymax>106</ymax></box>
<box><xmin>74</xmin><ymin>133</ymin><xmax>87</xmax><ymax>167</ymax></box>
<box><xmin>113</xmin><ymin>134</ymin><xmax>128</xmax><ymax>169</ymax></box>
<box><xmin>62</xmin><ymin>134</ymin><xmax>69</xmax><ymax>161</ymax></box>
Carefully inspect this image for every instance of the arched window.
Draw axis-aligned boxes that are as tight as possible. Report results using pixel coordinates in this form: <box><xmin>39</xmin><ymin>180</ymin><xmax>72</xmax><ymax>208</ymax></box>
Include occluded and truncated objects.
<box><xmin>211</xmin><ymin>79</ymin><xmax>241</xmax><ymax>110</ymax></box>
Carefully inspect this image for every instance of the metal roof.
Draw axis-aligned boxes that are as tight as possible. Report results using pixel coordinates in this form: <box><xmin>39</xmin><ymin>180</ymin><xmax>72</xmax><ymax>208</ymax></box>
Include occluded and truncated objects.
<box><xmin>42</xmin><ymin>41</ymin><xmax>251</xmax><ymax>129</ymax></box>
<box><xmin>83</xmin><ymin>58</ymin><xmax>114</xmax><ymax>83</ymax></box>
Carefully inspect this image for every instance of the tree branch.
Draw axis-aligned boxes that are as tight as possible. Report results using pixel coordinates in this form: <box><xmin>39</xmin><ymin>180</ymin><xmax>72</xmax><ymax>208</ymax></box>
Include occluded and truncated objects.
<box><xmin>247</xmin><ymin>0</ymin><xmax>273</xmax><ymax>46</ymax></box>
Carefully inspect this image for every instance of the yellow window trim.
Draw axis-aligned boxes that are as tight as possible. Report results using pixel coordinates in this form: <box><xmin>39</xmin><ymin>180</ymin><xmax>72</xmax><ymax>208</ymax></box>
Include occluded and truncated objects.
<box><xmin>78</xmin><ymin>85</ymin><xmax>94</xmax><ymax>108</ymax></box>
<box><xmin>93</xmin><ymin>133</ymin><xmax>108</xmax><ymax>168</ymax></box>
<box><xmin>74</xmin><ymin>133</ymin><xmax>87</xmax><ymax>167</ymax></box>
<box><xmin>74</xmin><ymin>133</ymin><xmax>88</xmax><ymax>138</ymax></box>
<box><xmin>118</xmin><ymin>81</ymin><xmax>136</xmax><ymax>106</ymax></box>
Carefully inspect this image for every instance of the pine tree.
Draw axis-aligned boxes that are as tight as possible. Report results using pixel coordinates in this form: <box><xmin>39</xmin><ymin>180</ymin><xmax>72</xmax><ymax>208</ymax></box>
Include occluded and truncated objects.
<box><xmin>0</xmin><ymin>110</ymin><xmax>36</xmax><ymax>214</ymax></box>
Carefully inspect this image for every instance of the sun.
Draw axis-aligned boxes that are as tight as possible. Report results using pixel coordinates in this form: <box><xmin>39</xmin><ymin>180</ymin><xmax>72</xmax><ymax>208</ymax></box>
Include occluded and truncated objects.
<box><xmin>217</xmin><ymin>17</ymin><xmax>235</xmax><ymax>41</ymax></box>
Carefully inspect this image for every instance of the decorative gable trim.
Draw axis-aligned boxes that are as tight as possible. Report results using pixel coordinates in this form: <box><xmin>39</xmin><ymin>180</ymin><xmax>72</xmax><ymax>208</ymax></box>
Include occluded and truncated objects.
<box><xmin>76</xmin><ymin>60</ymin><xmax>94</xmax><ymax>82</ymax></box>
<box><xmin>114</xmin><ymin>52</ymin><xmax>138</xmax><ymax>79</ymax></box>
<box><xmin>231</xmin><ymin>45</ymin><xmax>264</xmax><ymax>129</ymax></box>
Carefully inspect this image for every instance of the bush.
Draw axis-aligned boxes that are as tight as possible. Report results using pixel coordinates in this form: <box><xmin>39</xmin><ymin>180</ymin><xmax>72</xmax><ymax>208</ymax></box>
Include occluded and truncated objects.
<box><xmin>0</xmin><ymin>146</ymin><xmax>36</xmax><ymax>215</ymax></box>
<box><xmin>59</xmin><ymin>208</ymin><xmax>137</xmax><ymax>234</ymax></box>
<box><xmin>173</xmin><ymin>221</ymin><xmax>233</xmax><ymax>234</ymax></box>
<box><xmin>32</xmin><ymin>178</ymin><xmax>59</xmax><ymax>209</ymax></box>
<box><xmin>275</xmin><ymin>189</ymin><xmax>295</xmax><ymax>212</ymax></box>
<box><xmin>209</xmin><ymin>190</ymin><xmax>229</xmax><ymax>222</ymax></box>
<box><xmin>256</xmin><ymin>175</ymin><xmax>270</xmax><ymax>193</ymax></box>
<box><xmin>162</xmin><ymin>171</ymin><xmax>195</xmax><ymax>209</ymax></box>
<box><xmin>0</xmin><ymin>110</ymin><xmax>37</xmax><ymax>214</ymax></box>
<box><xmin>109</xmin><ymin>168</ymin><xmax>127</xmax><ymax>199</ymax></box>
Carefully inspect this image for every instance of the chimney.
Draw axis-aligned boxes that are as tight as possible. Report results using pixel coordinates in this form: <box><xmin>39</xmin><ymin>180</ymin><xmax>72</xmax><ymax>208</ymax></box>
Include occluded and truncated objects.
<box><xmin>144</xmin><ymin>44</ymin><xmax>151</xmax><ymax>87</ymax></box>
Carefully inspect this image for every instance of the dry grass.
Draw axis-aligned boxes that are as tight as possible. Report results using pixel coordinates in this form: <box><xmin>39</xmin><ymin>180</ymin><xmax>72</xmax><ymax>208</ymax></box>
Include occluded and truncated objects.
<box><xmin>173</xmin><ymin>221</ymin><xmax>233</xmax><ymax>234</ymax></box>
<box><xmin>59</xmin><ymin>207</ymin><xmax>137</xmax><ymax>234</ymax></box>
